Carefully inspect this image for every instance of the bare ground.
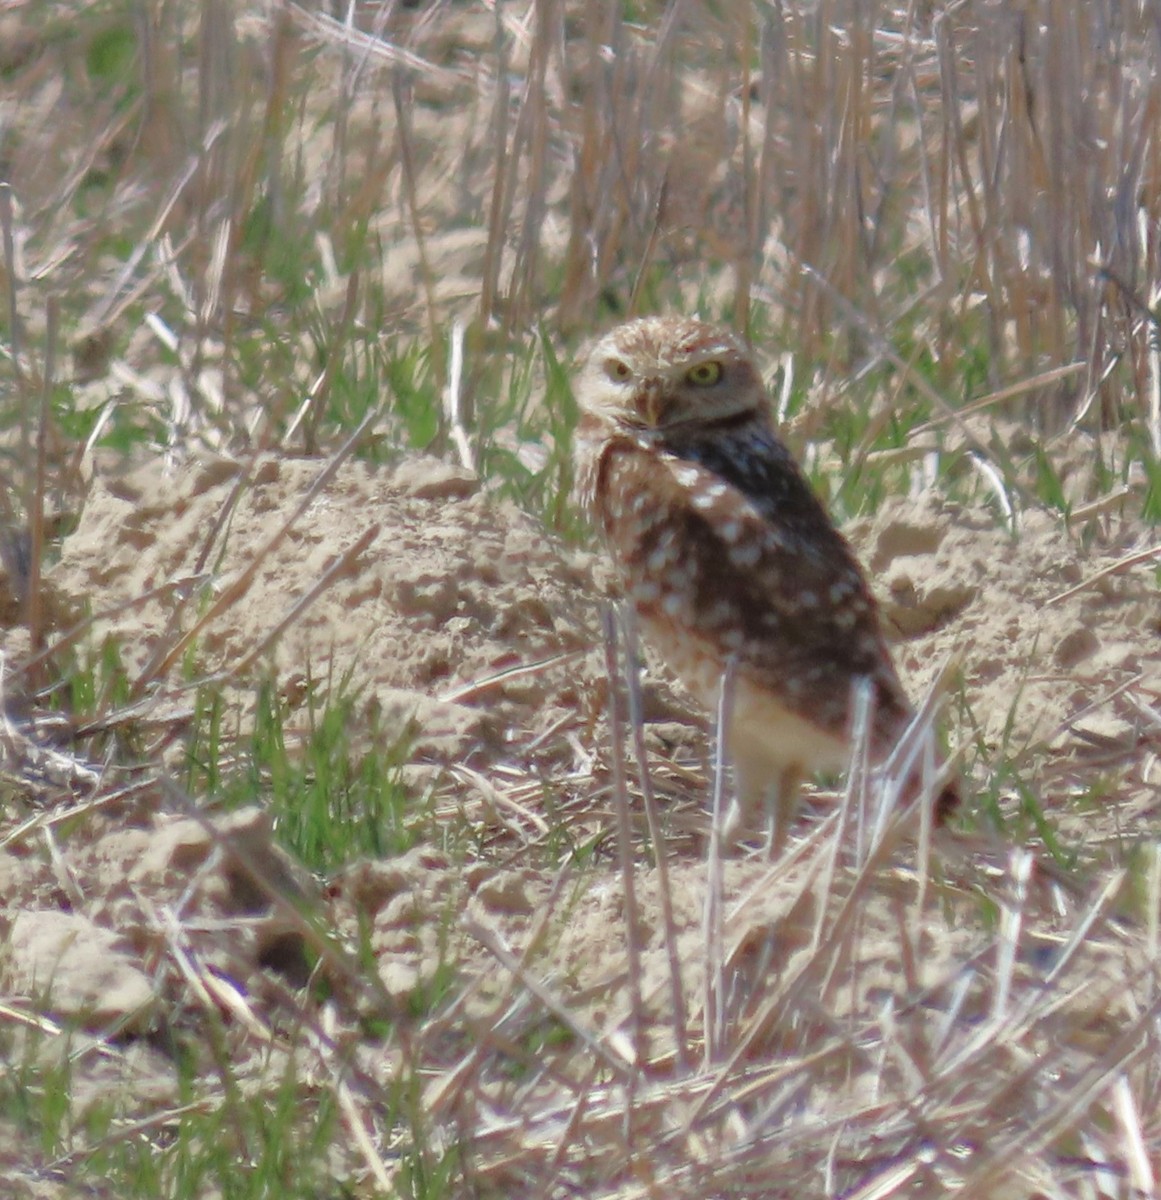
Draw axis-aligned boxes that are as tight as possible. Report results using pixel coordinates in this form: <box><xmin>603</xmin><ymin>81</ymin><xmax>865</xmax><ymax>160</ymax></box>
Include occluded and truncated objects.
<box><xmin>2</xmin><ymin>440</ymin><xmax>1159</xmax><ymax>1195</ymax></box>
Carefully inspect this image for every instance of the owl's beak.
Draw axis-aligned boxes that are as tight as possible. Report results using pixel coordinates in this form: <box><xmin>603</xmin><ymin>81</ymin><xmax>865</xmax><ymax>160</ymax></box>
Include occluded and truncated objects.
<box><xmin>637</xmin><ymin>378</ymin><xmax>665</xmax><ymax>427</ymax></box>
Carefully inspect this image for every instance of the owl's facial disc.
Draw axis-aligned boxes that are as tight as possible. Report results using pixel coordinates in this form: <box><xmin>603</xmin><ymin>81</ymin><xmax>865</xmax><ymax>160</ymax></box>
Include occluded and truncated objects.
<box><xmin>579</xmin><ymin>318</ymin><xmax>764</xmax><ymax>432</ymax></box>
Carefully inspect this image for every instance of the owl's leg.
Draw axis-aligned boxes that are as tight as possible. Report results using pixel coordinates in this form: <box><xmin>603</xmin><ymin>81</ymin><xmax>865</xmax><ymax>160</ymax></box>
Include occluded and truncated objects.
<box><xmin>722</xmin><ymin>759</ymin><xmax>803</xmax><ymax>856</ymax></box>
<box><xmin>762</xmin><ymin>765</ymin><xmax>803</xmax><ymax>859</ymax></box>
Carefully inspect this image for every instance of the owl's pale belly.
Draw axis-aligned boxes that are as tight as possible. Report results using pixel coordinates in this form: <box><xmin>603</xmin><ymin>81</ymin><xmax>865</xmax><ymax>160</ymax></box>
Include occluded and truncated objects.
<box><xmin>636</xmin><ymin>612</ymin><xmax>852</xmax><ymax>783</ymax></box>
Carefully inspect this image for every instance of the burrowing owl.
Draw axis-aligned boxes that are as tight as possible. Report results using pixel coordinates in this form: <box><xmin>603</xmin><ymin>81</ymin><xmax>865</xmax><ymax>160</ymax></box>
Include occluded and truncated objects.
<box><xmin>573</xmin><ymin>316</ymin><xmax>957</xmax><ymax>846</ymax></box>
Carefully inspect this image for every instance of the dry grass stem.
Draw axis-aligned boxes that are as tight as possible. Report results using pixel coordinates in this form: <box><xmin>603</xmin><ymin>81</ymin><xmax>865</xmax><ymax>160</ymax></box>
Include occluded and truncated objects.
<box><xmin>703</xmin><ymin>655</ymin><xmax>736</xmax><ymax>1067</ymax></box>
<box><xmin>601</xmin><ymin>607</ymin><xmax>645</xmax><ymax>1069</ymax></box>
<box><xmin>621</xmin><ymin>609</ymin><xmax>690</xmax><ymax>1074</ymax></box>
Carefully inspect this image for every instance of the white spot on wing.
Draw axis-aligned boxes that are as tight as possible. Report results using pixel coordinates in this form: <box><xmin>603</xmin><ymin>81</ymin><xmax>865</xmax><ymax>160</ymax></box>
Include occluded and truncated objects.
<box><xmin>704</xmin><ymin>599</ymin><xmax>738</xmax><ymax>626</ymax></box>
<box><xmin>729</xmin><ymin>541</ymin><xmax>762</xmax><ymax>567</ymax></box>
<box><xmin>647</xmin><ymin>545</ymin><xmax>674</xmax><ymax>572</ymax></box>
<box><xmin>633</xmin><ymin>580</ymin><xmax>661</xmax><ymax>604</ymax></box>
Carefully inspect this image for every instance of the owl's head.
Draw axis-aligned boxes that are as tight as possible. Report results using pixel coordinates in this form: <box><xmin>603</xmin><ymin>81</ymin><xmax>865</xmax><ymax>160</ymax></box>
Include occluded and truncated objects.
<box><xmin>575</xmin><ymin>317</ymin><xmax>766</xmax><ymax>435</ymax></box>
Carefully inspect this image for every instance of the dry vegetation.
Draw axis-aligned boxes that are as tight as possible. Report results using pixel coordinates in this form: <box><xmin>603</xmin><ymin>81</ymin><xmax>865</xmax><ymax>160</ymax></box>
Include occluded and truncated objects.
<box><xmin>1</xmin><ymin>1</ymin><xmax>1160</xmax><ymax>1197</ymax></box>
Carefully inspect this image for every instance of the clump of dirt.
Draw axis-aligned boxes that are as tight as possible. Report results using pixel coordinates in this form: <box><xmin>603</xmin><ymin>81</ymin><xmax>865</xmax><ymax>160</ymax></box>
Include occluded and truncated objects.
<box><xmin>849</xmin><ymin>493</ymin><xmax>1161</xmax><ymax>809</ymax></box>
<box><xmin>0</xmin><ymin>804</ymin><xmax>317</xmax><ymax>1033</ymax></box>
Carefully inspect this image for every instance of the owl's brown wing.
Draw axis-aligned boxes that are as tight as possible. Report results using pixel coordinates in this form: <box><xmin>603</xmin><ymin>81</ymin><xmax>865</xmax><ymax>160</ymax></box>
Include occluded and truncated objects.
<box><xmin>596</xmin><ymin>427</ymin><xmax>912</xmax><ymax>741</ymax></box>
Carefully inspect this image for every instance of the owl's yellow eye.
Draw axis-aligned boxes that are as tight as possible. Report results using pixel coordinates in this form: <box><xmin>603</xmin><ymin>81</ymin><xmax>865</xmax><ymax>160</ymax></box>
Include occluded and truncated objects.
<box><xmin>604</xmin><ymin>358</ymin><xmax>632</xmax><ymax>382</ymax></box>
<box><xmin>686</xmin><ymin>361</ymin><xmax>722</xmax><ymax>387</ymax></box>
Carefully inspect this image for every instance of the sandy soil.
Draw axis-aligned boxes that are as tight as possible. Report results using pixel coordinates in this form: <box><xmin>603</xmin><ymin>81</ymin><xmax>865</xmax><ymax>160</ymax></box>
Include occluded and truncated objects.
<box><xmin>35</xmin><ymin>443</ymin><xmax>1161</xmax><ymax>803</ymax></box>
<box><xmin>1</xmin><ymin>441</ymin><xmax>1159</xmax><ymax>1194</ymax></box>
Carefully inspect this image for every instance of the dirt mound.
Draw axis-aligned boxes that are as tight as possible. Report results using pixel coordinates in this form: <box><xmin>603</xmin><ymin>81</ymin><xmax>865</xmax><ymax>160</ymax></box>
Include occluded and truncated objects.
<box><xmin>850</xmin><ymin>494</ymin><xmax>1161</xmax><ymax>812</ymax></box>
<box><xmin>23</xmin><ymin>449</ymin><xmax>1158</xmax><ymax>823</ymax></box>
<box><xmin>42</xmin><ymin>453</ymin><xmax>602</xmax><ymax>775</ymax></box>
